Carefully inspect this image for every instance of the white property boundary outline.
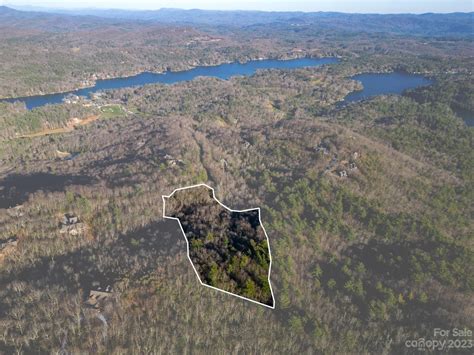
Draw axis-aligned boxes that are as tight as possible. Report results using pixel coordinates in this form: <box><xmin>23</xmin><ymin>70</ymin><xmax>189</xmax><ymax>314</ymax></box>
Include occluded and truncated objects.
<box><xmin>162</xmin><ymin>183</ymin><xmax>276</xmax><ymax>309</ymax></box>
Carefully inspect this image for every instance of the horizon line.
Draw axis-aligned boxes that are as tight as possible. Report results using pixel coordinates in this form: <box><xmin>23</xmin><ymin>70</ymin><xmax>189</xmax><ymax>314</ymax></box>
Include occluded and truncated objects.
<box><xmin>3</xmin><ymin>4</ymin><xmax>473</xmax><ymax>15</ymax></box>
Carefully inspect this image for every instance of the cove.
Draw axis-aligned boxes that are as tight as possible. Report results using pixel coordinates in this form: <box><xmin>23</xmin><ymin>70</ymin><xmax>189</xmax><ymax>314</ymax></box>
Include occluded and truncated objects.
<box><xmin>341</xmin><ymin>72</ymin><xmax>474</xmax><ymax>126</ymax></box>
<box><xmin>2</xmin><ymin>57</ymin><xmax>338</xmax><ymax>110</ymax></box>
<box><xmin>343</xmin><ymin>72</ymin><xmax>434</xmax><ymax>103</ymax></box>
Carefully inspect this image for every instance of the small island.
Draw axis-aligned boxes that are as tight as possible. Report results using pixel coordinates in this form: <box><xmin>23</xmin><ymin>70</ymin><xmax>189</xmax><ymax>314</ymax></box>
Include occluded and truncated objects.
<box><xmin>163</xmin><ymin>184</ymin><xmax>274</xmax><ymax>308</ymax></box>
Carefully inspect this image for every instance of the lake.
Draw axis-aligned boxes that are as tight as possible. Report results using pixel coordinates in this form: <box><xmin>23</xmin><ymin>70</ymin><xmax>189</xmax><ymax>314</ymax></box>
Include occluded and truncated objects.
<box><xmin>2</xmin><ymin>57</ymin><xmax>339</xmax><ymax>110</ymax></box>
<box><xmin>342</xmin><ymin>72</ymin><xmax>473</xmax><ymax>126</ymax></box>
<box><xmin>343</xmin><ymin>72</ymin><xmax>434</xmax><ymax>103</ymax></box>
<box><xmin>6</xmin><ymin>62</ymin><xmax>467</xmax><ymax>126</ymax></box>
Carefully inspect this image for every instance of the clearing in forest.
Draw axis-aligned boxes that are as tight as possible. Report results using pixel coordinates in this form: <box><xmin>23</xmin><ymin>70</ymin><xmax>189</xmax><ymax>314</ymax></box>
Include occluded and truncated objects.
<box><xmin>17</xmin><ymin>115</ymin><xmax>100</xmax><ymax>138</ymax></box>
<box><xmin>162</xmin><ymin>184</ymin><xmax>275</xmax><ymax>308</ymax></box>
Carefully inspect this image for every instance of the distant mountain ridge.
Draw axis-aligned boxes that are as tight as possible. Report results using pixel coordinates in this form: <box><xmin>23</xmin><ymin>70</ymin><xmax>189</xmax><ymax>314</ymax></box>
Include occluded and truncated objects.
<box><xmin>2</xmin><ymin>6</ymin><xmax>473</xmax><ymax>37</ymax></box>
<box><xmin>0</xmin><ymin>6</ymin><xmax>140</xmax><ymax>32</ymax></box>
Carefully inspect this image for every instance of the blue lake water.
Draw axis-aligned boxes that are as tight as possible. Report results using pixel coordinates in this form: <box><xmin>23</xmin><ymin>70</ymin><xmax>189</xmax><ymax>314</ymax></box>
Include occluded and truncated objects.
<box><xmin>2</xmin><ymin>57</ymin><xmax>339</xmax><ymax>110</ymax></box>
<box><xmin>342</xmin><ymin>72</ymin><xmax>473</xmax><ymax>126</ymax></box>
<box><xmin>343</xmin><ymin>72</ymin><xmax>434</xmax><ymax>103</ymax></box>
<box><xmin>6</xmin><ymin>61</ymin><xmax>467</xmax><ymax>126</ymax></box>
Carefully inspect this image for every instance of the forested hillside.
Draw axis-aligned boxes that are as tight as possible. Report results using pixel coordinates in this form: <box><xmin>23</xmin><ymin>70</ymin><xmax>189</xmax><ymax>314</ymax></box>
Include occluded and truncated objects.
<box><xmin>0</xmin><ymin>7</ymin><xmax>473</xmax><ymax>354</ymax></box>
<box><xmin>164</xmin><ymin>185</ymin><xmax>273</xmax><ymax>306</ymax></box>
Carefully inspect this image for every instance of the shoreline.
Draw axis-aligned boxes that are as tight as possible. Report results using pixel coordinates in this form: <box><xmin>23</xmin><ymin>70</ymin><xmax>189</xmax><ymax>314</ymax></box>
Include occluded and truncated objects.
<box><xmin>0</xmin><ymin>53</ymin><xmax>335</xmax><ymax>102</ymax></box>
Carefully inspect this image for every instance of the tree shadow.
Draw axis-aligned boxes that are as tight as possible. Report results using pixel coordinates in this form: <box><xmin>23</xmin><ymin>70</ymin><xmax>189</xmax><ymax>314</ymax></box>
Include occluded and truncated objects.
<box><xmin>0</xmin><ymin>219</ymin><xmax>184</xmax><ymax>315</ymax></box>
<box><xmin>0</xmin><ymin>173</ymin><xmax>96</xmax><ymax>208</ymax></box>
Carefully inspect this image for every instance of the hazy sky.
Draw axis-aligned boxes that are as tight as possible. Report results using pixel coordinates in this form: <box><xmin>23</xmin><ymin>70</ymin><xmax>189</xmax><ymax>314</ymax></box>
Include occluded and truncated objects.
<box><xmin>2</xmin><ymin>0</ymin><xmax>473</xmax><ymax>13</ymax></box>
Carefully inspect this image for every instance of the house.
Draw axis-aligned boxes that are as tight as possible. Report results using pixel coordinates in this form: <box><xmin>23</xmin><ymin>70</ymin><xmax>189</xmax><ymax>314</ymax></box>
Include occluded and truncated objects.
<box><xmin>85</xmin><ymin>285</ymin><xmax>115</xmax><ymax>310</ymax></box>
<box><xmin>339</xmin><ymin>170</ymin><xmax>348</xmax><ymax>178</ymax></box>
<box><xmin>164</xmin><ymin>154</ymin><xmax>185</xmax><ymax>167</ymax></box>
<box><xmin>61</xmin><ymin>223</ymin><xmax>86</xmax><ymax>236</ymax></box>
<box><xmin>60</xmin><ymin>213</ymin><xmax>86</xmax><ymax>235</ymax></box>
<box><xmin>62</xmin><ymin>213</ymin><xmax>79</xmax><ymax>226</ymax></box>
<box><xmin>315</xmin><ymin>143</ymin><xmax>329</xmax><ymax>155</ymax></box>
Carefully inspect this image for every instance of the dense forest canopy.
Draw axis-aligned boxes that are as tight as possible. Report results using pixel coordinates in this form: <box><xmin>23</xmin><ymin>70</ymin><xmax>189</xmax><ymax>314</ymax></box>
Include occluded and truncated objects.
<box><xmin>164</xmin><ymin>185</ymin><xmax>274</xmax><ymax>307</ymax></box>
<box><xmin>0</xmin><ymin>6</ymin><xmax>472</xmax><ymax>354</ymax></box>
